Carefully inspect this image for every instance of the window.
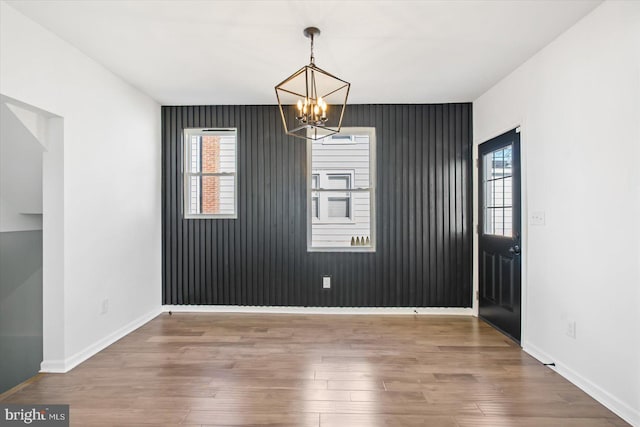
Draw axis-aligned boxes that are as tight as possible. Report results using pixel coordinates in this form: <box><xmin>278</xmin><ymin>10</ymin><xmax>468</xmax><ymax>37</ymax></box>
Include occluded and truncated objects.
<box><xmin>313</xmin><ymin>172</ymin><xmax>354</xmax><ymax>221</ymax></box>
<box><xmin>483</xmin><ymin>144</ymin><xmax>512</xmax><ymax>236</ymax></box>
<box><xmin>183</xmin><ymin>128</ymin><xmax>237</xmax><ymax>219</ymax></box>
<box><xmin>307</xmin><ymin>127</ymin><xmax>376</xmax><ymax>251</ymax></box>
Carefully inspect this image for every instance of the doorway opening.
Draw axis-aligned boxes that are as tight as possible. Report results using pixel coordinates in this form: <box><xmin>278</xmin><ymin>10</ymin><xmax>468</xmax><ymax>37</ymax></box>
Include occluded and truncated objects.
<box><xmin>0</xmin><ymin>95</ymin><xmax>63</xmax><ymax>391</ymax></box>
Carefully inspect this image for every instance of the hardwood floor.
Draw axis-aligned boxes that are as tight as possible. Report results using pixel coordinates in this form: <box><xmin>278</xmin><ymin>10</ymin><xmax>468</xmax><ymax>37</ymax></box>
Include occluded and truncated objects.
<box><xmin>0</xmin><ymin>313</ymin><xmax>629</xmax><ymax>426</ymax></box>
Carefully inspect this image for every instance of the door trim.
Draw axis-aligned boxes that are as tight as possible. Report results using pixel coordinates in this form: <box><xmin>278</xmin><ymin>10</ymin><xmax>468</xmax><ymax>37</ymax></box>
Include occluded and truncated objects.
<box><xmin>472</xmin><ymin>123</ymin><xmax>528</xmax><ymax>346</ymax></box>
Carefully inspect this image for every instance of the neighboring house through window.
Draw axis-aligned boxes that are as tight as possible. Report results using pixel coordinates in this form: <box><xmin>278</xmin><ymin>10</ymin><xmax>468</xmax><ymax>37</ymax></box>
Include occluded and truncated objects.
<box><xmin>312</xmin><ymin>171</ymin><xmax>354</xmax><ymax>221</ymax></box>
<box><xmin>308</xmin><ymin>128</ymin><xmax>376</xmax><ymax>251</ymax></box>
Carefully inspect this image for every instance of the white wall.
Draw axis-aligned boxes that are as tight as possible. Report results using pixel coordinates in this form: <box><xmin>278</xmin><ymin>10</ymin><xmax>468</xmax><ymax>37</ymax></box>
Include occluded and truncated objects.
<box><xmin>0</xmin><ymin>1</ymin><xmax>162</xmax><ymax>370</ymax></box>
<box><xmin>473</xmin><ymin>1</ymin><xmax>640</xmax><ymax>424</ymax></box>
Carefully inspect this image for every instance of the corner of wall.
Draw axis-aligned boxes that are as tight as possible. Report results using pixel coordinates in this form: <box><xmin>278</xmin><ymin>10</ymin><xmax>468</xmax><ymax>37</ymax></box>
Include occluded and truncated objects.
<box><xmin>524</xmin><ymin>343</ymin><xmax>640</xmax><ymax>426</ymax></box>
<box><xmin>41</xmin><ymin>306</ymin><xmax>161</xmax><ymax>373</ymax></box>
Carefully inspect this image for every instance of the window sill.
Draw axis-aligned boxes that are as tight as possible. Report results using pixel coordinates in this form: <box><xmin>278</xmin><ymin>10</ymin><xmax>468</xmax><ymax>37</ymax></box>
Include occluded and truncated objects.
<box><xmin>184</xmin><ymin>214</ymin><xmax>238</xmax><ymax>220</ymax></box>
<box><xmin>307</xmin><ymin>246</ymin><xmax>375</xmax><ymax>253</ymax></box>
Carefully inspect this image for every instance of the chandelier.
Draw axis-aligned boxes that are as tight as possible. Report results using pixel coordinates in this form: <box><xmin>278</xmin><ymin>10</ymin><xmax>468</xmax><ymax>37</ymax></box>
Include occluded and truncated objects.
<box><xmin>275</xmin><ymin>27</ymin><xmax>350</xmax><ymax>140</ymax></box>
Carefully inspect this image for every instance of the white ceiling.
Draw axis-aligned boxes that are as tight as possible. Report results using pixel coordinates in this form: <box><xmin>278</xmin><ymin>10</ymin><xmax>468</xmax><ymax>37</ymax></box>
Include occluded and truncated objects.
<box><xmin>7</xmin><ymin>0</ymin><xmax>601</xmax><ymax>105</ymax></box>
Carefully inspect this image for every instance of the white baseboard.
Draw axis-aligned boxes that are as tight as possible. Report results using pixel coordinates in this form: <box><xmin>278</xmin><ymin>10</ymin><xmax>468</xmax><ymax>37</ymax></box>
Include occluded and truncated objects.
<box><xmin>39</xmin><ymin>359</ymin><xmax>67</xmax><ymax>373</ymax></box>
<box><xmin>162</xmin><ymin>305</ymin><xmax>473</xmax><ymax>316</ymax></box>
<box><xmin>524</xmin><ymin>342</ymin><xmax>639</xmax><ymax>427</ymax></box>
<box><xmin>40</xmin><ymin>306</ymin><xmax>162</xmax><ymax>374</ymax></box>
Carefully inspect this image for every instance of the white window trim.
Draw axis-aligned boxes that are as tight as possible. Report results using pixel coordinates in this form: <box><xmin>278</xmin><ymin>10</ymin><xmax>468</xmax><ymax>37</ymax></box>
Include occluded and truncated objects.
<box><xmin>307</xmin><ymin>127</ymin><xmax>376</xmax><ymax>252</ymax></box>
<box><xmin>183</xmin><ymin>128</ymin><xmax>238</xmax><ymax>219</ymax></box>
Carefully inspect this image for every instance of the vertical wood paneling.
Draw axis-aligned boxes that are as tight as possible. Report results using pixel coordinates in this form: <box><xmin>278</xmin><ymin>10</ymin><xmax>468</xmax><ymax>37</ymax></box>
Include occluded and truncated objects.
<box><xmin>162</xmin><ymin>104</ymin><xmax>472</xmax><ymax>307</ymax></box>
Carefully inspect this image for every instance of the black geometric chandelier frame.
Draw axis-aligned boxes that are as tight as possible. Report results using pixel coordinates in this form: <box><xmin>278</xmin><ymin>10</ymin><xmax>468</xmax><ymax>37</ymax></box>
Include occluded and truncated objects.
<box><xmin>275</xmin><ymin>27</ymin><xmax>350</xmax><ymax>141</ymax></box>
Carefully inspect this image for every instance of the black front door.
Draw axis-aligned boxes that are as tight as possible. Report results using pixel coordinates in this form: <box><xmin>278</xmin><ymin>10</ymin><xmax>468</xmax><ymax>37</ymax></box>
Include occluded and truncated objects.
<box><xmin>478</xmin><ymin>128</ymin><xmax>522</xmax><ymax>342</ymax></box>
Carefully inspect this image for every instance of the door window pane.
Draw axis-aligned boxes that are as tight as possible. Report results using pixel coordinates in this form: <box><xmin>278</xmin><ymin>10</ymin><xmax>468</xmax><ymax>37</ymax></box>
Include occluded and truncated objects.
<box><xmin>483</xmin><ymin>144</ymin><xmax>513</xmax><ymax>237</ymax></box>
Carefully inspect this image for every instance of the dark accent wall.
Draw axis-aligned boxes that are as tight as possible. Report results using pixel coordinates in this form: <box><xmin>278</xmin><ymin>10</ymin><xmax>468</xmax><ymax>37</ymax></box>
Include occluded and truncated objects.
<box><xmin>162</xmin><ymin>104</ymin><xmax>472</xmax><ymax>307</ymax></box>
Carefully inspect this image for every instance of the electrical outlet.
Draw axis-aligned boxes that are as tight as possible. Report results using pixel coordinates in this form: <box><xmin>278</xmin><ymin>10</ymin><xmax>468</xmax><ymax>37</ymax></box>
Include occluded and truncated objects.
<box><xmin>530</xmin><ymin>211</ymin><xmax>546</xmax><ymax>226</ymax></box>
<box><xmin>322</xmin><ymin>276</ymin><xmax>331</xmax><ymax>289</ymax></box>
<box><xmin>101</xmin><ymin>299</ymin><xmax>109</xmax><ymax>315</ymax></box>
<box><xmin>566</xmin><ymin>320</ymin><xmax>576</xmax><ymax>339</ymax></box>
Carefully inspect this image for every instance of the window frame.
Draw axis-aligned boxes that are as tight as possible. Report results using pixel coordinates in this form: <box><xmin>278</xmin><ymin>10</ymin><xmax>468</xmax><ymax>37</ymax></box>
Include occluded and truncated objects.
<box><xmin>182</xmin><ymin>128</ymin><xmax>238</xmax><ymax>220</ymax></box>
<box><xmin>311</xmin><ymin>170</ymin><xmax>355</xmax><ymax>224</ymax></box>
<box><xmin>306</xmin><ymin>127</ymin><xmax>376</xmax><ymax>253</ymax></box>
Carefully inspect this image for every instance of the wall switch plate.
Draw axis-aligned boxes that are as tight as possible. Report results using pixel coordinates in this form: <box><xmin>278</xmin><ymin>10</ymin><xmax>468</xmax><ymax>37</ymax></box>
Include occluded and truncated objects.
<box><xmin>566</xmin><ymin>320</ymin><xmax>576</xmax><ymax>339</ymax></box>
<box><xmin>322</xmin><ymin>276</ymin><xmax>331</xmax><ymax>289</ymax></box>
<box><xmin>530</xmin><ymin>211</ymin><xmax>546</xmax><ymax>226</ymax></box>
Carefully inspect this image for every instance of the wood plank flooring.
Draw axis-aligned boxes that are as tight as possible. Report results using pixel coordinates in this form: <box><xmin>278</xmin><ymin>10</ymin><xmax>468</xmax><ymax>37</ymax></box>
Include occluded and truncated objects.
<box><xmin>0</xmin><ymin>314</ymin><xmax>629</xmax><ymax>426</ymax></box>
